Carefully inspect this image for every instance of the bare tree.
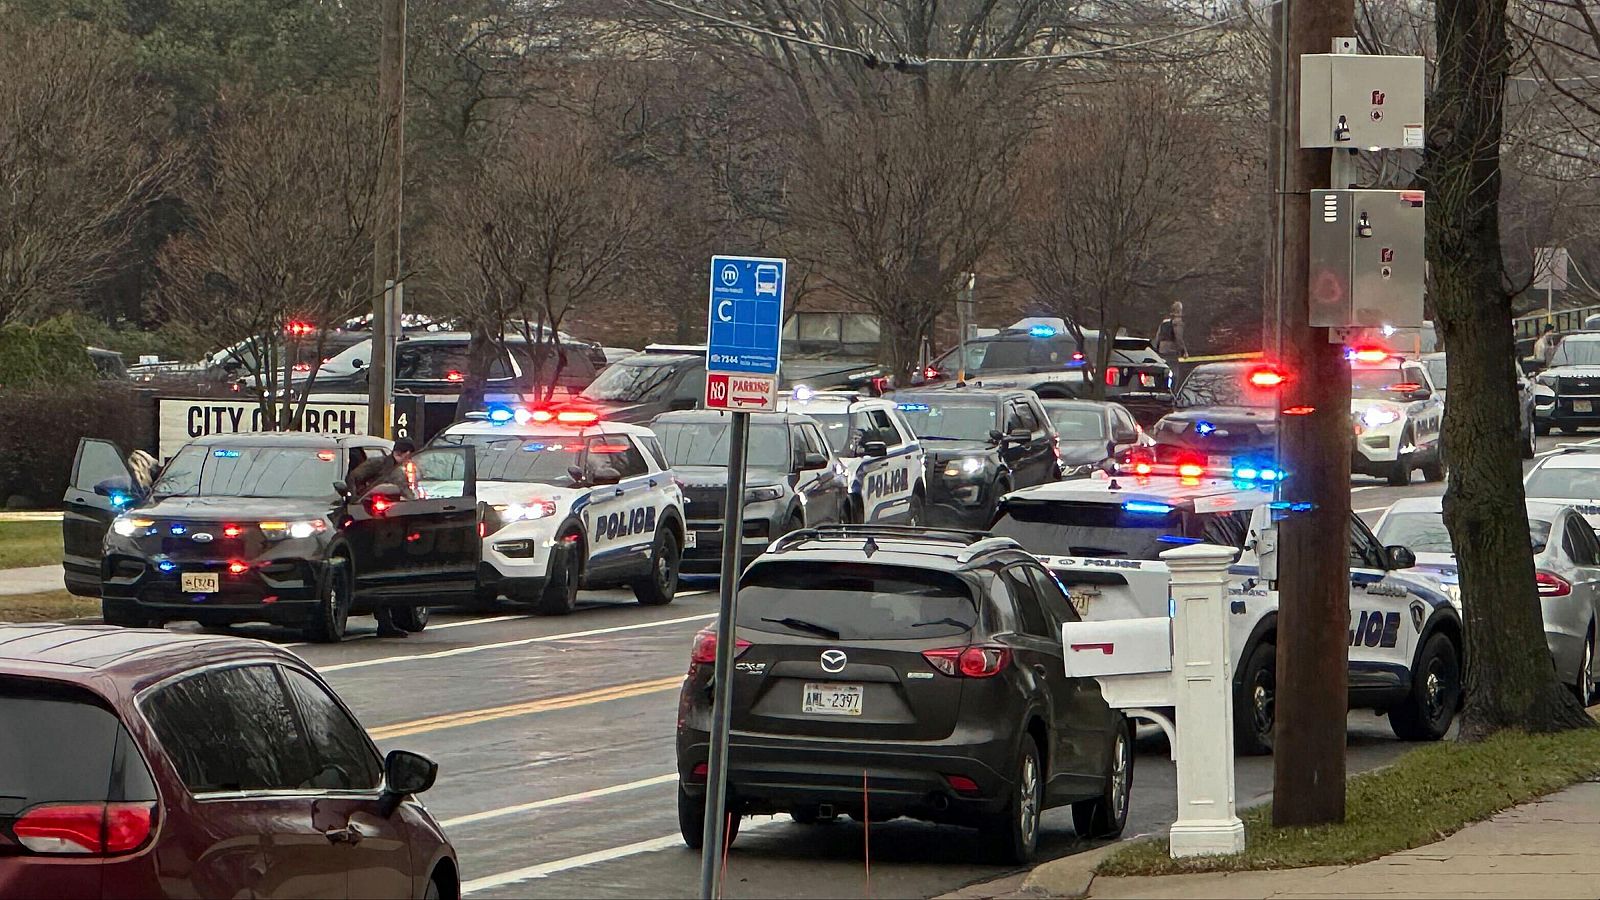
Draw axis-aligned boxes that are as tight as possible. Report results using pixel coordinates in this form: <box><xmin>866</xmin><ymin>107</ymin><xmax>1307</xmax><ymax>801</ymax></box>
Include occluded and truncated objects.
<box><xmin>157</xmin><ymin>89</ymin><xmax>388</xmax><ymax>430</ymax></box>
<box><xmin>425</xmin><ymin>124</ymin><xmax>645</xmax><ymax>414</ymax></box>
<box><xmin>0</xmin><ymin>20</ymin><xmax>179</xmax><ymax>326</ymax></box>
<box><xmin>1426</xmin><ymin>0</ymin><xmax>1593</xmax><ymax>737</ymax></box>
<box><xmin>1008</xmin><ymin>79</ymin><xmax>1218</xmax><ymax>396</ymax></box>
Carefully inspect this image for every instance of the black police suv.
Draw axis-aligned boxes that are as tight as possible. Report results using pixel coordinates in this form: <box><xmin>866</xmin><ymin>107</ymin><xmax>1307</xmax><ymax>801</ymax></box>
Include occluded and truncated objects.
<box><xmin>63</xmin><ymin>433</ymin><xmax>482</xmax><ymax>642</ymax></box>
<box><xmin>889</xmin><ymin>387</ymin><xmax>1060</xmax><ymax>528</ymax></box>
<box><xmin>650</xmin><ymin>409</ymin><xmax>849</xmax><ymax>574</ymax></box>
<box><xmin>675</xmin><ymin>524</ymin><xmax>1132</xmax><ymax>863</ymax></box>
<box><xmin>918</xmin><ymin>323</ymin><xmax>1174</xmax><ymax>425</ymax></box>
<box><xmin>1148</xmin><ymin>361</ymin><xmax>1278</xmax><ymax>466</ymax></box>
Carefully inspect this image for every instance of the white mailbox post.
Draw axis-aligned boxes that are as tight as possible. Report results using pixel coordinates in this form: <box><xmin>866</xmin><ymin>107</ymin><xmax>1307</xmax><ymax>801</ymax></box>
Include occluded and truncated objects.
<box><xmin>1062</xmin><ymin>543</ymin><xmax>1245</xmax><ymax>859</ymax></box>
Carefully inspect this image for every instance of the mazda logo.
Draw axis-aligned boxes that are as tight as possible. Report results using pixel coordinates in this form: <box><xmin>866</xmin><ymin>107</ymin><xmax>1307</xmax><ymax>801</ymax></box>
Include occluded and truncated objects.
<box><xmin>190</xmin><ymin>532</ymin><xmax>214</xmax><ymax>543</ymax></box>
<box><xmin>820</xmin><ymin>650</ymin><xmax>847</xmax><ymax>673</ymax></box>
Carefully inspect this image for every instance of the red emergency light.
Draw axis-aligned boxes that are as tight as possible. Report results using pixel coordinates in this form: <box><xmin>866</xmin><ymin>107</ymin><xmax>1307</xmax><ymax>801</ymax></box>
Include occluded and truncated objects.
<box><xmin>1349</xmin><ymin>348</ymin><xmax>1390</xmax><ymax>364</ymax></box>
<box><xmin>1248</xmin><ymin>367</ymin><xmax>1288</xmax><ymax>389</ymax></box>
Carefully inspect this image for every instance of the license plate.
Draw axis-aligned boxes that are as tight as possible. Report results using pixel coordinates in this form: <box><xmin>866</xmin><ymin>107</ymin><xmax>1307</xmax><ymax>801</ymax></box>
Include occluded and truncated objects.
<box><xmin>1577</xmin><ymin>401</ymin><xmax>1593</xmax><ymax>413</ymax></box>
<box><xmin>802</xmin><ymin>683</ymin><xmax>863</xmax><ymax>717</ymax></box>
<box><xmin>181</xmin><ymin>572</ymin><xmax>219</xmax><ymax>593</ymax></box>
<box><xmin>683</xmin><ymin>531</ymin><xmax>697</xmax><ymax>549</ymax></box>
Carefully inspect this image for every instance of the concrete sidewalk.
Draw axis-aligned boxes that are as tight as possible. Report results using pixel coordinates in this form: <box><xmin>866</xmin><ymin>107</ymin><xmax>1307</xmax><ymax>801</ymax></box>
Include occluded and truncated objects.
<box><xmin>1038</xmin><ymin>779</ymin><xmax>1600</xmax><ymax>900</ymax></box>
<box><xmin>0</xmin><ymin>564</ymin><xmax>65</xmax><ymax>596</ymax></box>
<box><xmin>0</xmin><ymin>510</ymin><xmax>62</xmax><ymax>522</ymax></box>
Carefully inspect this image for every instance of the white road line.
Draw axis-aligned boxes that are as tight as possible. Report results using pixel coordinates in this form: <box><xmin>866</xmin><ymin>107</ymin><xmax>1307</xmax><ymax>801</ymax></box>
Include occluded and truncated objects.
<box><xmin>460</xmin><ymin>820</ymin><xmax>776</xmax><ymax>894</ymax></box>
<box><xmin>1351</xmin><ymin>485</ymin><xmax>1378</xmax><ymax>493</ymax></box>
<box><xmin>430</xmin><ymin>615</ymin><xmax>525</xmax><ymax>631</ymax></box>
<box><xmin>1536</xmin><ymin>437</ymin><xmax>1600</xmax><ymax>457</ymax></box>
<box><xmin>317</xmin><ymin>612</ymin><xmax>716</xmax><ymax>673</ymax></box>
<box><xmin>441</xmin><ymin>774</ymin><xmax>676</xmax><ymax>828</ymax></box>
<box><xmin>1355</xmin><ymin>506</ymin><xmax>1390</xmax><ymax>514</ymax></box>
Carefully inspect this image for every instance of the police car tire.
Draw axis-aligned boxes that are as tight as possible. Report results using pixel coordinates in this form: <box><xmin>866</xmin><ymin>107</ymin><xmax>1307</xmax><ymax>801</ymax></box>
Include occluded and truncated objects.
<box><xmin>1234</xmin><ymin>641</ymin><xmax>1276</xmax><ymax>756</ymax></box>
<box><xmin>632</xmin><ymin>528</ymin><xmax>680</xmax><ymax>606</ymax></box>
<box><xmin>1072</xmin><ymin>718</ymin><xmax>1132</xmax><ymax>839</ymax></box>
<box><xmin>1562</xmin><ymin>424</ymin><xmax>1583</xmax><ymax>435</ymax></box>
<box><xmin>1421</xmin><ymin>450</ymin><xmax>1446</xmax><ymax>484</ymax></box>
<box><xmin>535</xmin><ymin>534</ymin><xmax>582</xmax><ymax>616</ymax></box>
<box><xmin>101</xmin><ymin>599</ymin><xmax>151</xmax><ymax>629</ymax></box>
<box><xmin>678</xmin><ymin>783</ymin><xmax>739</xmax><ymax>850</ymax></box>
<box><xmin>391</xmin><ymin>604</ymin><xmax>429</xmax><ymax>633</ymax></box>
<box><xmin>1389</xmin><ymin>633</ymin><xmax>1461</xmax><ymax>742</ymax></box>
<box><xmin>1536</xmin><ymin>421</ymin><xmax>1552</xmax><ymax>437</ymax></box>
<box><xmin>1522</xmin><ymin>425</ymin><xmax>1536</xmax><ymax>459</ymax></box>
<box><xmin>305</xmin><ymin>564</ymin><xmax>351</xmax><ymax>644</ymax></box>
<box><xmin>906</xmin><ymin>490</ymin><xmax>925</xmax><ymax>527</ymax></box>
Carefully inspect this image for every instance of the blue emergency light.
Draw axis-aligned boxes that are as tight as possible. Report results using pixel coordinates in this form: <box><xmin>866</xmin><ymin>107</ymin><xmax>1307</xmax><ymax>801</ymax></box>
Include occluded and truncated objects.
<box><xmin>109</xmin><ymin>493</ymin><xmax>130</xmax><ymax>508</ymax></box>
<box><xmin>487</xmin><ymin>405</ymin><xmax>516</xmax><ymax>424</ymax></box>
<box><xmin>169</xmin><ymin>524</ymin><xmax>186</xmax><ymax>536</ymax></box>
<box><xmin>1122</xmin><ymin>500</ymin><xmax>1174</xmax><ymax>515</ymax></box>
<box><xmin>213</xmin><ymin>449</ymin><xmax>240</xmax><ymax>458</ymax></box>
<box><xmin>1028</xmin><ymin>324</ymin><xmax>1058</xmax><ymax>338</ymax></box>
<box><xmin>1194</xmin><ymin>421</ymin><xmax>1217</xmax><ymax>436</ymax></box>
<box><xmin>157</xmin><ymin>560</ymin><xmax>176</xmax><ymax>573</ymax></box>
<box><xmin>896</xmin><ymin>403</ymin><xmax>930</xmax><ymax>412</ymax></box>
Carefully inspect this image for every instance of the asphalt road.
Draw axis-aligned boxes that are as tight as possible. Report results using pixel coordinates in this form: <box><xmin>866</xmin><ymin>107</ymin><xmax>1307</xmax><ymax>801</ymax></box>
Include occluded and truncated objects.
<box><xmin>178</xmin><ymin>433</ymin><xmax>1585</xmax><ymax>900</ymax></box>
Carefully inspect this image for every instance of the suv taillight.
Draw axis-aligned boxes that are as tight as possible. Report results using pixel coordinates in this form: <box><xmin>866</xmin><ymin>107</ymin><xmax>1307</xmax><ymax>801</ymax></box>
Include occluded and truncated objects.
<box><xmin>689</xmin><ymin>628</ymin><xmax>751</xmax><ymax>666</ymax></box>
<box><xmin>922</xmin><ymin>645</ymin><xmax>1011</xmax><ymax>678</ymax></box>
<box><xmin>13</xmin><ymin>801</ymin><xmax>156</xmax><ymax>855</ymax></box>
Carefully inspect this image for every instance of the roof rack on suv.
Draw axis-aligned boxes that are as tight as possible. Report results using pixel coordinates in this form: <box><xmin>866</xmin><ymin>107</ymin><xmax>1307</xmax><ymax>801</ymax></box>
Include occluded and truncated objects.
<box><xmin>767</xmin><ymin>524</ymin><xmax>1022</xmax><ymax>561</ymax></box>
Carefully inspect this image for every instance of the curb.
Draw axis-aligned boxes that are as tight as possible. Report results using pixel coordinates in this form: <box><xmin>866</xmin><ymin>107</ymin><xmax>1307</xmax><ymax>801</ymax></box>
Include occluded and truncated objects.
<box><xmin>1020</xmin><ymin>843</ymin><xmax>1118</xmax><ymax>898</ymax></box>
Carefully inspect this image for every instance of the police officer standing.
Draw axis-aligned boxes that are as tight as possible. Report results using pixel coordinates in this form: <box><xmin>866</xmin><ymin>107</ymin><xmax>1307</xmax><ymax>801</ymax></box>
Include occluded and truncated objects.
<box><xmin>348</xmin><ymin>439</ymin><xmax>418</xmax><ymax>637</ymax></box>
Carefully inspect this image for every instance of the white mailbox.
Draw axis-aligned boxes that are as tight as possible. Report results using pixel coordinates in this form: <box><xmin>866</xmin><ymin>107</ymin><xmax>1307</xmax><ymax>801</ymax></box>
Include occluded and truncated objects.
<box><xmin>1062</xmin><ymin>544</ymin><xmax>1245</xmax><ymax>860</ymax></box>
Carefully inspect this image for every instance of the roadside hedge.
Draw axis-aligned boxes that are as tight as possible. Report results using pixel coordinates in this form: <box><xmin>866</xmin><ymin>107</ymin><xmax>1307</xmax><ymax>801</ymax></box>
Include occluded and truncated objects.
<box><xmin>0</xmin><ymin>325</ymin><xmax>94</xmax><ymax>389</ymax></box>
<box><xmin>0</xmin><ymin>384</ymin><xmax>152</xmax><ymax>508</ymax></box>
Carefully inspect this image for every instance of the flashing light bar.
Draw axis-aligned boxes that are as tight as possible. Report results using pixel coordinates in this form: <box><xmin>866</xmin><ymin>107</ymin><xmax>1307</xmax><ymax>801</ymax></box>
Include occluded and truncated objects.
<box><xmin>897</xmin><ymin>403</ymin><xmax>930</xmax><ymax>412</ymax></box>
<box><xmin>1028</xmin><ymin>324</ymin><xmax>1058</xmax><ymax>338</ymax></box>
<box><xmin>1123</xmin><ymin>500</ymin><xmax>1175</xmax><ymax>516</ymax></box>
<box><xmin>1347</xmin><ymin>348</ymin><xmax>1390</xmax><ymax>364</ymax></box>
<box><xmin>1248</xmin><ymin>367</ymin><xmax>1288</xmax><ymax>388</ymax></box>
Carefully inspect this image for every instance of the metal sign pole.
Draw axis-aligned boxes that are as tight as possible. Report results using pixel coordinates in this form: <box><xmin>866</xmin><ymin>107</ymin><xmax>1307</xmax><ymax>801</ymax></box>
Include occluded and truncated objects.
<box><xmin>698</xmin><ymin>410</ymin><xmax>750</xmax><ymax>899</ymax></box>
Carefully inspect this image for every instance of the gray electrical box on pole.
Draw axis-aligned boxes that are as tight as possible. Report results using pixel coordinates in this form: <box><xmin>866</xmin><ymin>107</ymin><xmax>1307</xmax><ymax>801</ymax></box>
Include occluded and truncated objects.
<box><xmin>1300</xmin><ymin>53</ymin><xmax>1426</xmax><ymax>149</ymax></box>
<box><xmin>1308</xmin><ymin>190</ymin><xmax>1426</xmax><ymax>328</ymax></box>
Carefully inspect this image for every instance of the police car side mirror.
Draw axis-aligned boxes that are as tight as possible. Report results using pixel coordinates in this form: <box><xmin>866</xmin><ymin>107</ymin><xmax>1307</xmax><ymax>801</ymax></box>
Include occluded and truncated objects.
<box><xmin>1386</xmin><ymin>544</ymin><xmax>1416</xmax><ymax>570</ymax></box>
<box><xmin>988</xmin><ymin>429</ymin><xmax>1006</xmax><ymax>444</ymax></box>
<box><xmin>352</xmin><ymin>358</ymin><xmax>366</xmax><ymax>370</ymax></box>
<box><xmin>862</xmin><ymin>441</ymin><xmax>888</xmax><ymax>458</ymax></box>
<box><xmin>1005</xmin><ymin>428</ymin><xmax>1032</xmax><ymax>444</ymax></box>
<box><xmin>333</xmin><ymin>479</ymin><xmax>350</xmax><ymax>499</ymax></box>
<box><xmin>801</xmin><ymin>452</ymin><xmax>829</xmax><ymax>470</ymax></box>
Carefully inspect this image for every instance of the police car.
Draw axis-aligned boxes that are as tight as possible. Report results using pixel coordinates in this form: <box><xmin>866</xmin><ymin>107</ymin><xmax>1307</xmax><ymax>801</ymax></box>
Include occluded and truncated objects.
<box><xmin>1349</xmin><ymin>349</ymin><xmax>1445</xmax><ymax>486</ymax></box>
<box><xmin>777</xmin><ymin>388</ymin><xmax>926</xmax><ymax>523</ymax></box>
<box><xmin>429</xmin><ymin>405</ymin><xmax>686</xmax><ymax>615</ymax></box>
<box><xmin>1525</xmin><ymin>445</ymin><xmax>1600</xmax><ymax>528</ymax></box>
<box><xmin>990</xmin><ymin>467</ymin><xmax>1464</xmax><ymax>754</ymax></box>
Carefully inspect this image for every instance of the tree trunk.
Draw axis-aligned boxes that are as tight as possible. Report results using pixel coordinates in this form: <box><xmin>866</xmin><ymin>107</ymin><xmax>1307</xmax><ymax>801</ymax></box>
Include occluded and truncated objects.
<box><xmin>1426</xmin><ymin>0</ymin><xmax>1591</xmax><ymax>737</ymax></box>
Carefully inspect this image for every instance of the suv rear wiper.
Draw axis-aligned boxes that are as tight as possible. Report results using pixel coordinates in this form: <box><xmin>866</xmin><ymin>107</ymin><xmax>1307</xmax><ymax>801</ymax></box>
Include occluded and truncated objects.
<box><xmin>760</xmin><ymin>616</ymin><xmax>842</xmax><ymax>639</ymax></box>
<box><xmin>911</xmin><ymin>617</ymin><xmax>973</xmax><ymax>629</ymax></box>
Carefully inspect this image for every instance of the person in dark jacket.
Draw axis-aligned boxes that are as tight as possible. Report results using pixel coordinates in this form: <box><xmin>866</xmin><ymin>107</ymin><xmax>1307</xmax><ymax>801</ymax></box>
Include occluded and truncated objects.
<box><xmin>348</xmin><ymin>439</ymin><xmax>418</xmax><ymax>637</ymax></box>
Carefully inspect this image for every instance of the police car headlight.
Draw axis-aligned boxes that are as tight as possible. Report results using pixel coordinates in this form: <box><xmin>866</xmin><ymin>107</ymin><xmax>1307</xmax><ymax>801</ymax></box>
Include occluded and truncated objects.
<box><xmin>1361</xmin><ymin>406</ymin><xmax>1401</xmax><ymax>428</ymax></box>
<box><xmin>259</xmin><ymin>519</ymin><xmax>328</xmax><ymax>540</ymax></box>
<box><xmin>744</xmin><ymin>486</ymin><xmax>784</xmax><ymax>503</ymax></box>
<box><xmin>112</xmin><ymin>517</ymin><xmax>154</xmax><ymax>538</ymax></box>
<box><xmin>944</xmin><ymin>457</ymin><xmax>986</xmax><ymax>477</ymax></box>
<box><xmin>495</xmin><ymin>501</ymin><xmax>557</xmax><ymax>522</ymax></box>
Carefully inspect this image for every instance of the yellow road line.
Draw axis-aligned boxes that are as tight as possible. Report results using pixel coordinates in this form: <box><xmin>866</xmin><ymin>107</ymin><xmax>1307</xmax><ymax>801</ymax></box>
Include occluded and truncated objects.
<box><xmin>369</xmin><ymin>675</ymin><xmax>685</xmax><ymax>740</ymax></box>
<box><xmin>1178</xmin><ymin>350</ymin><xmax>1264</xmax><ymax>363</ymax></box>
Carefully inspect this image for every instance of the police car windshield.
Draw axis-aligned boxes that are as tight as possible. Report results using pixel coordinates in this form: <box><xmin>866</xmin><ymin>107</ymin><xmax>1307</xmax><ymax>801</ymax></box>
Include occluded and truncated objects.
<box><xmin>1423</xmin><ymin>357</ymin><xmax>1447</xmax><ymax>389</ymax></box>
<box><xmin>807</xmin><ymin>413</ymin><xmax>853</xmax><ymax>452</ymax></box>
<box><xmin>152</xmin><ymin>445</ymin><xmax>340</xmax><ymax>499</ymax></box>
<box><xmin>1526</xmin><ymin>466</ymin><xmax>1600</xmax><ymax>501</ymax></box>
<box><xmin>435</xmin><ymin>434</ymin><xmax>582</xmax><ymax>486</ymax></box>
<box><xmin>581</xmin><ymin>360</ymin><xmax>678</xmax><ymax>402</ymax></box>
<box><xmin>1175</xmin><ymin>369</ymin><xmax>1271</xmax><ymax>409</ymax></box>
<box><xmin>992</xmin><ymin>500</ymin><xmax>1248</xmax><ymax>561</ymax></box>
<box><xmin>894</xmin><ymin>400</ymin><xmax>997</xmax><ymax>441</ymax></box>
<box><xmin>1551</xmin><ymin>338</ymin><xmax>1600</xmax><ymax>367</ymax></box>
<box><xmin>655</xmin><ymin>421</ymin><xmax>790</xmax><ymax>468</ymax></box>
<box><xmin>1351</xmin><ymin>368</ymin><xmax>1419</xmax><ymax>399</ymax></box>
<box><xmin>1044</xmin><ymin>408</ymin><xmax>1105</xmax><ymax>441</ymax></box>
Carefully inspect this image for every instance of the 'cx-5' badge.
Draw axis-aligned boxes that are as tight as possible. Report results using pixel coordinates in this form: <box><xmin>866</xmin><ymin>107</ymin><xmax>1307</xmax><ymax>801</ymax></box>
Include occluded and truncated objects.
<box><xmin>820</xmin><ymin>650</ymin><xmax>847</xmax><ymax>673</ymax></box>
<box><xmin>191</xmin><ymin>532</ymin><xmax>215</xmax><ymax>543</ymax></box>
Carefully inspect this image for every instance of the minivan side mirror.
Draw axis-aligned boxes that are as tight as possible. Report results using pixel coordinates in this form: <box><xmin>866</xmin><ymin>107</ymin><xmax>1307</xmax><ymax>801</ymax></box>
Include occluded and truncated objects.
<box><xmin>1386</xmin><ymin>544</ymin><xmax>1417</xmax><ymax>570</ymax></box>
<box><xmin>379</xmin><ymin>749</ymin><xmax>438</xmax><ymax>816</ymax></box>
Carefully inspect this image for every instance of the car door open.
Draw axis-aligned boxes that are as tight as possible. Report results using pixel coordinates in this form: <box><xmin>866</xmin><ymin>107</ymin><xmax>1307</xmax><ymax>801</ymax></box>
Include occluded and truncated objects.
<box><xmin>346</xmin><ymin>446</ymin><xmax>480</xmax><ymax>602</ymax></box>
<box><xmin>62</xmin><ymin>438</ymin><xmax>137</xmax><ymax>597</ymax></box>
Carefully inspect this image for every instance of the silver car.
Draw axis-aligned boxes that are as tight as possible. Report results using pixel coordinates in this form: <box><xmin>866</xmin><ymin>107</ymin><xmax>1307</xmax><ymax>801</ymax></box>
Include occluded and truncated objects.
<box><xmin>1374</xmin><ymin>496</ymin><xmax>1600</xmax><ymax>702</ymax></box>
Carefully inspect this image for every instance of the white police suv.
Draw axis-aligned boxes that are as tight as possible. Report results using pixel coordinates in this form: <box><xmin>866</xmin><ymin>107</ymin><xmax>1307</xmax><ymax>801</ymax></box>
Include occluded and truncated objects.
<box><xmin>991</xmin><ymin>467</ymin><xmax>1464</xmax><ymax>754</ymax></box>
<box><xmin>777</xmin><ymin>389</ymin><xmax>927</xmax><ymax>524</ymax></box>
<box><xmin>1349</xmin><ymin>349</ymin><xmax>1445</xmax><ymax>486</ymax></box>
<box><xmin>430</xmin><ymin>405</ymin><xmax>686</xmax><ymax>615</ymax></box>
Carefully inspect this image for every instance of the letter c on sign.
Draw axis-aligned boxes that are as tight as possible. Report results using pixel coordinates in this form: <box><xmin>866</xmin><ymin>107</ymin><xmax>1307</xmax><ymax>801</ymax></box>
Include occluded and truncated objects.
<box><xmin>717</xmin><ymin>300</ymin><xmax>733</xmax><ymax>323</ymax></box>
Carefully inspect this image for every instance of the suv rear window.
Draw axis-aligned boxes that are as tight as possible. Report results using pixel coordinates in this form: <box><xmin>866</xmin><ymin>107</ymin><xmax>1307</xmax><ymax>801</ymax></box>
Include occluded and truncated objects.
<box><xmin>992</xmin><ymin>500</ymin><xmax>1249</xmax><ymax>561</ymax></box>
<box><xmin>0</xmin><ymin>679</ymin><xmax>156</xmax><ymax>850</ymax></box>
<box><xmin>738</xmin><ymin>562</ymin><xmax>977</xmax><ymax>640</ymax></box>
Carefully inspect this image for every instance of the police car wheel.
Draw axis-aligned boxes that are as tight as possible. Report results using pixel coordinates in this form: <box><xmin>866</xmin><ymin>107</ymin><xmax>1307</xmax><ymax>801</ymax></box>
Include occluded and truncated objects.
<box><xmin>1536</xmin><ymin>421</ymin><xmax>1553</xmax><ymax>437</ymax></box>
<box><xmin>1421</xmin><ymin>450</ymin><xmax>1446</xmax><ymax>484</ymax></box>
<box><xmin>535</xmin><ymin>534</ymin><xmax>582</xmax><ymax>616</ymax></box>
<box><xmin>1561</xmin><ymin>424</ymin><xmax>1583</xmax><ymax>435</ymax></box>
<box><xmin>305</xmin><ymin>563</ymin><xmax>351</xmax><ymax>644</ymax></box>
<box><xmin>906</xmin><ymin>491</ymin><xmax>925</xmax><ymax>527</ymax></box>
<box><xmin>1072</xmin><ymin>717</ymin><xmax>1132</xmax><ymax>838</ymax></box>
<box><xmin>391</xmin><ymin>604</ymin><xmax>430</xmax><ymax>633</ymax></box>
<box><xmin>1522</xmin><ymin>424</ymin><xmax>1536</xmax><ymax>459</ymax></box>
<box><xmin>633</xmin><ymin>529</ymin><xmax>680</xmax><ymax>606</ymax></box>
<box><xmin>1387</xmin><ymin>430</ymin><xmax>1413</xmax><ymax>487</ymax></box>
<box><xmin>1389</xmin><ymin>633</ymin><xmax>1461</xmax><ymax>741</ymax></box>
<box><xmin>1234</xmin><ymin>641</ymin><xmax>1276</xmax><ymax>756</ymax></box>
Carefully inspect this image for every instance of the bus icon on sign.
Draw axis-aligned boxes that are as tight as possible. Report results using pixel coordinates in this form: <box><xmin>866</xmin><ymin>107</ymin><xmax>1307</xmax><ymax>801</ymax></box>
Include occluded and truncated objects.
<box><xmin>755</xmin><ymin>264</ymin><xmax>780</xmax><ymax>296</ymax></box>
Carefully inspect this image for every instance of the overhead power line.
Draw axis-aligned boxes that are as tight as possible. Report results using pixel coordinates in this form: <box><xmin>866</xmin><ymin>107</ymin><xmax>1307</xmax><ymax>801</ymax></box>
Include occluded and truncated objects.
<box><xmin>638</xmin><ymin>0</ymin><xmax>1280</xmax><ymax>69</ymax></box>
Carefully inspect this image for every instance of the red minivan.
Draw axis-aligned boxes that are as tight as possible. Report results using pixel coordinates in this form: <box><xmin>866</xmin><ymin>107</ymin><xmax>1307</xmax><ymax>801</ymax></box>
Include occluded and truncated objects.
<box><xmin>0</xmin><ymin>625</ymin><xmax>458</xmax><ymax>899</ymax></box>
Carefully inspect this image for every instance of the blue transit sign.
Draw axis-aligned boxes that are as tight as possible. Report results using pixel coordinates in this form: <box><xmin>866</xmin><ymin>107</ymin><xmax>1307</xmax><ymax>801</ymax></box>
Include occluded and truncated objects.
<box><xmin>707</xmin><ymin>255</ymin><xmax>785</xmax><ymax>377</ymax></box>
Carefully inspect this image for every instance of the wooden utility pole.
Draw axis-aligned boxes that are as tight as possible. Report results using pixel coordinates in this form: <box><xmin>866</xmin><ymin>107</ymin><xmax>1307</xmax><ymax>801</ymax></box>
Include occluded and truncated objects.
<box><xmin>368</xmin><ymin>0</ymin><xmax>406</xmax><ymax>437</ymax></box>
<box><xmin>1266</xmin><ymin>0</ymin><xmax>1355</xmax><ymax>827</ymax></box>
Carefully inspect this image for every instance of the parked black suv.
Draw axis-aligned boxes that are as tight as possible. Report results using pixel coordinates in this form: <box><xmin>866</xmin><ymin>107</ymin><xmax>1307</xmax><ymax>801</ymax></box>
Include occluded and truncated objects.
<box><xmin>63</xmin><ymin>433</ymin><xmax>481</xmax><ymax>641</ymax></box>
<box><xmin>675</xmin><ymin>525</ymin><xmax>1132</xmax><ymax>863</ymax></box>
<box><xmin>889</xmin><ymin>387</ymin><xmax>1060</xmax><ymax>528</ymax></box>
<box><xmin>1148</xmin><ymin>361</ymin><xmax>1278</xmax><ymax>464</ymax></box>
